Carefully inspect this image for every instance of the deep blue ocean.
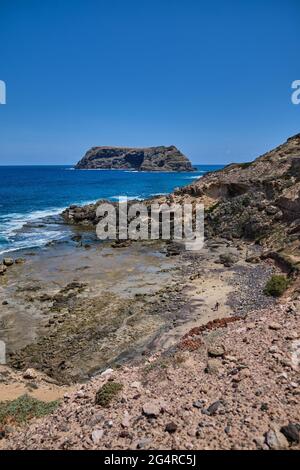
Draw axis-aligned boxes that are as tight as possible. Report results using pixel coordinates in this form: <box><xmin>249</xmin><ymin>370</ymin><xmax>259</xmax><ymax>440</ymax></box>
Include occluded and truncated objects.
<box><xmin>0</xmin><ymin>165</ymin><xmax>222</xmax><ymax>254</ymax></box>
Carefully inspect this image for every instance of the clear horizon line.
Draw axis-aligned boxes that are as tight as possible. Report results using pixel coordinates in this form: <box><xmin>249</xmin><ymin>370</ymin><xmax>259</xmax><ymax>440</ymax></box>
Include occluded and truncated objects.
<box><xmin>0</xmin><ymin>163</ymin><xmax>225</xmax><ymax>167</ymax></box>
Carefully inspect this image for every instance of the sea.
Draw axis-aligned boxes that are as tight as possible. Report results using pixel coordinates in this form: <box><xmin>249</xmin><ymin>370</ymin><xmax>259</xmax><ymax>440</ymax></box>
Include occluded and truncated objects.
<box><xmin>0</xmin><ymin>165</ymin><xmax>223</xmax><ymax>255</ymax></box>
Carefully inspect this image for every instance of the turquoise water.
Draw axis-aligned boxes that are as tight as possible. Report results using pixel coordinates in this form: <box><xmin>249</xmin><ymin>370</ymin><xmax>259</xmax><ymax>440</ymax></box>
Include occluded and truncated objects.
<box><xmin>0</xmin><ymin>165</ymin><xmax>222</xmax><ymax>254</ymax></box>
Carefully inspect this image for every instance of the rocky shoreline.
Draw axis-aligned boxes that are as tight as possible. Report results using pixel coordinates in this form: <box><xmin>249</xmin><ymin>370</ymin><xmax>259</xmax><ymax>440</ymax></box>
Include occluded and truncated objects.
<box><xmin>0</xmin><ymin>133</ymin><xmax>299</xmax><ymax>449</ymax></box>
<box><xmin>1</xmin><ymin>237</ymin><xmax>277</xmax><ymax>384</ymax></box>
<box><xmin>2</xmin><ymin>230</ymin><xmax>299</xmax><ymax>450</ymax></box>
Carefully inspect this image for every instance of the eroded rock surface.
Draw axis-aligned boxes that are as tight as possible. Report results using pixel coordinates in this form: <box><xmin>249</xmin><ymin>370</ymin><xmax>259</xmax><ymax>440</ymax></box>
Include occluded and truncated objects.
<box><xmin>75</xmin><ymin>146</ymin><xmax>194</xmax><ymax>172</ymax></box>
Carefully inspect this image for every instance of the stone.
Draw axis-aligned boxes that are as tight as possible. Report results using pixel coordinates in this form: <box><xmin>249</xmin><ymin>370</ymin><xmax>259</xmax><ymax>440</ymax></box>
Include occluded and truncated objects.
<box><xmin>224</xmin><ymin>355</ymin><xmax>237</xmax><ymax>362</ymax></box>
<box><xmin>280</xmin><ymin>423</ymin><xmax>300</xmax><ymax>443</ymax></box>
<box><xmin>205</xmin><ymin>359</ymin><xmax>222</xmax><ymax>375</ymax></box>
<box><xmin>142</xmin><ymin>402</ymin><xmax>160</xmax><ymax>418</ymax></box>
<box><xmin>269</xmin><ymin>322</ymin><xmax>281</xmax><ymax>331</ymax></box>
<box><xmin>119</xmin><ymin>430</ymin><xmax>132</xmax><ymax>439</ymax></box>
<box><xmin>285</xmin><ymin>332</ymin><xmax>298</xmax><ymax>340</ymax></box>
<box><xmin>232</xmin><ymin>368</ymin><xmax>251</xmax><ymax>382</ymax></box>
<box><xmin>280</xmin><ymin>357</ymin><xmax>293</xmax><ymax>369</ymax></box>
<box><xmin>286</xmin><ymin>304</ymin><xmax>297</xmax><ymax>315</ymax></box>
<box><xmin>165</xmin><ymin>422</ymin><xmax>177</xmax><ymax>433</ymax></box>
<box><xmin>266</xmin><ymin>205</ymin><xmax>278</xmax><ymax>215</ymax></box>
<box><xmin>0</xmin><ymin>264</ymin><xmax>7</xmax><ymax>275</ymax></box>
<box><xmin>15</xmin><ymin>258</ymin><xmax>25</xmax><ymax>264</ymax></box>
<box><xmin>121</xmin><ymin>411</ymin><xmax>130</xmax><ymax>428</ymax></box>
<box><xmin>3</xmin><ymin>258</ymin><xmax>14</xmax><ymax>267</ymax></box>
<box><xmin>193</xmin><ymin>400</ymin><xmax>204</xmax><ymax>409</ymax></box>
<box><xmin>23</xmin><ymin>368</ymin><xmax>37</xmax><ymax>380</ymax></box>
<box><xmin>254</xmin><ymin>436</ymin><xmax>266</xmax><ymax>449</ymax></box>
<box><xmin>265</xmin><ymin>425</ymin><xmax>289</xmax><ymax>450</ymax></box>
<box><xmin>136</xmin><ymin>438</ymin><xmax>152</xmax><ymax>449</ymax></box>
<box><xmin>206</xmin><ymin>400</ymin><xmax>221</xmax><ymax>416</ymax></box>
<box><xmin>277</xmin><ymin>372</ymin><xmax>288</xmax><ymax>380</ymax></box>
<box><xmin>88</xmin><ymin>414</ymin><xmax>104</xmax><ymax>427</ymax></box>
<box><xmin>91</xmin><ymin>429</ymin><xmax>104</xmax><ymax>444</ymax></box>
<box><xmin>219</xmin><ymin>252</ymin><xmax>238</xmax><ymax>267</ymax></box>
<box><xmin>100</xmin><ymin>368</ymin><xmax>114</xmax><ymax>377</ymax></box>
<box><xmin>105</xmin><ymin>420</ymin><xmax>113</xmax><ymax>428</ymax></box>
<box><xmin>131</xmin><ymin>381</ymin><xmax>142</xmax><ymax>389</ymax></box>
<box><xmin>208</xmin><ymin>345</ymin><xmax>225</xmax><ymax>358</ymax></box>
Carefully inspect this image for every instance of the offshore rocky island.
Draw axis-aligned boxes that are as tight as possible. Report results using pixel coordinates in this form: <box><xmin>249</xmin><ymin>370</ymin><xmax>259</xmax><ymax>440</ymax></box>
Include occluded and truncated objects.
<box><xmin>75</xmin><ymin>145</ymin><xmax>195</xmax><ymax>172</ymax></box>
<box><xmin>0</xmin><ymin>134</ymin><xmax>300</xmax><ymax>450</ymax></box>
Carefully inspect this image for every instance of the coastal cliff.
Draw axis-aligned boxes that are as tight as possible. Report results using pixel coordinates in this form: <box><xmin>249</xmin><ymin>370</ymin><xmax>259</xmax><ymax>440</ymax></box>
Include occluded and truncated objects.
<box><xmin>65</xmin><ymin>133</ymin><xmax>300</xmax><ymax>271</ymax></box>
<box><xmin>171</xmin><ymin>133</ymin><xmax>300</xmax><ymax>270</ymax></box>
<box><xmin>75</xmin><ymin>145</ymin><xmax>194</xmax><ymax>172</ymax></box>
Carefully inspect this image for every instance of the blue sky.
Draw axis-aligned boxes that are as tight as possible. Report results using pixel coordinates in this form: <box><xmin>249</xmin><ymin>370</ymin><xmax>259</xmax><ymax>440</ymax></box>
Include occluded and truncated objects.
<box><xmin>0</xmin><ymin>0</ymin><xmax>299</xmax><ymax>165</ymax></box>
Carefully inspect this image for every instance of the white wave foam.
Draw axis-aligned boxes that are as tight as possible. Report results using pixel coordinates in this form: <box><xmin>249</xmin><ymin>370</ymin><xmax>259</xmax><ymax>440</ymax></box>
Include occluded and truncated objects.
<box><xmin>0</xmin><ymin>208</ymin><xmax>64</xmax><ymax>239</ymax></box>
<box><xmin>110</xmin><ymin>195</ymin><xmax>143</xmax><ymax>202</ymax></box>
<box><xmin>185</xmin><ymin>175</ymin><xmax>203</xmax><ymax>179</ymax></box>
<box><xmin>0</xmin><ymin>233</ymin><xmax>65</xmax><ymax>255</ymax></box>
<box><xmin>0</xmin><ymin>197</ymin><xmax>101</xmax><ymax>237</ymax></box>
<box><xmin>0</xmin><ymin>198</ymin><xmax>100</xmax><ymax>253</ymax></box>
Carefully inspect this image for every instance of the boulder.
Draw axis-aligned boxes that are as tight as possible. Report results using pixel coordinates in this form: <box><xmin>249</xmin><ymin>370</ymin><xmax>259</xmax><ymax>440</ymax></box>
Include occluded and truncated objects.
<box><xmin>165</xmin><ymin>422</ymin><xmax>177</xmax><ymax>433</ymax></box>
<box><xmin>208</xmin><ymin>345</ymin><xmax>226</xmax><ymax>358</ymax></box>
<box><xmin>219</xmin><ymin>253</ymin><xmax>238</xmax><ymax>267</ymax></box>
<box><xmin>280</xmin><ymin>423</ymin><xmax>300</xmax><ymax>444</ymax></box>
<box><xmin>265</xmin><ymin>426</ymin><xmax>289</xmax><ymax>450</ymax></box>
<box><xmin>142</xmin><ymin>402</ymin><xmax>161</xmax><ymax>418</ymax></box>
<box><xmin>23</xmin><ymin>368</ymin><xmax>37</xmax><ymax>380</ymax></box>
<box><xmin>91</xmin><ymin>429</ymin><xmax>104</xmax><ymax>444</ymax></box>
<box><xmin>3</xmin><ymin>258</ymin><xmax>14</xmax><ymax>267</ymax></box>
<box><xmin>205</xmin><ymin>400</ymin><xmax>221</xmax><ymax>416</ymax></box>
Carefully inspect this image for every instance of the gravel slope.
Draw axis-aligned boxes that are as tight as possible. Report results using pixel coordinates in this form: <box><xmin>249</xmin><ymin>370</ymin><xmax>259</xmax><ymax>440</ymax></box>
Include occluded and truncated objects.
<box><xmin>3</xmin><ymin>299</ymin><xmax>300</xmax><ymax>450</ymax></box>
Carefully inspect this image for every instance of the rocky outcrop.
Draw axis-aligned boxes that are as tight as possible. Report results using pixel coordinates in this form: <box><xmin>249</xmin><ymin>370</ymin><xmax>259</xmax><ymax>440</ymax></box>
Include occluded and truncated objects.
<box><xmin>175</xmin><ymin>133</ymin><xmax>300</xmax><ymax>202</ymax></box>
<box><xmin>170</xmin><ymin>133</ymin><xmax>300</xmax><ymax>268</ymax></box>
<box><xmin>75</xmin><ymin>146</ymin><xmax>194</xmax><ymax>172</ymax></box>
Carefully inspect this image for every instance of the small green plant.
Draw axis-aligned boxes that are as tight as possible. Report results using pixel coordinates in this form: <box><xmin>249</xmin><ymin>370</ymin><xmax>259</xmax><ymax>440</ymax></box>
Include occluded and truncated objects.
<box><xmin>143</xmin><ymin>358</ymin><xmax>168</xmax><ymax>376</ymax></box>
<box><xmin>0</xmin><ymin>395</ymin><xmax>59</xmax><ymax>425</ymax></box>
<box><xmin>95</xmin><ymin>382</ymin><xmax>123</xmax><ymax>407</ymax></box>
<box><xmin>264</xmin><ymin>275</ymin><xmax>289</xmax><ymax>297</ymax></box>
